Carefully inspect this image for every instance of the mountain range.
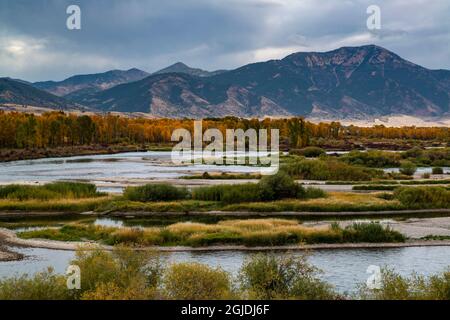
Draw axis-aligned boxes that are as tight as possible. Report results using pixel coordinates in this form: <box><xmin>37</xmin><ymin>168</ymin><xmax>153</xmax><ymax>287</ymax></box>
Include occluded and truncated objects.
<box><xmin>1</xmin><ymin>45</ymin><xmax>449</xmax><ymax>119</ymax></box>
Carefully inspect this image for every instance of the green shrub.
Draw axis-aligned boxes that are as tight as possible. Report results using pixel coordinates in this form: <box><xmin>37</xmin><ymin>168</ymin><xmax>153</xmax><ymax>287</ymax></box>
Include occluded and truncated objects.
<box><xmin>238</xmin><ymin>254</ymin><xmax>336</xmax><ymax>300</ymax></box>
<box><xmin>341</xmin><ymin>150</ymin><xmax>401</xmax><ymax>168</ymax></box>
<box><xmin>291</xmin><ymin>147</ymin><xmax>326</xmax><ymax>157</ymax></box>
<box><xmin>359</xmin><ymin>267</ymin><xmax>450</xmax><ymax>300</ymax></box>
<box><xmin>192</xmin><ymin>185</ymin><xmax>228</xmax><ymax>201</ymax></box>
<box><xmin>343</xmin><ymin>223</ymin><xmax>405</xmax><ymax>243</ymax></box>
<box><xmin>193</xmin><ymin>172</ymin><xmax>321</xmax><ymax>204</ymax></box>
<box><xmin>221</xmin><ymin>183</ymin><xmax>262</xmax><ymax>204</ymax></box>
<box><xmin>422</xmin><ymin>173</ymin><xmax>431</xmax><ymax>179</ymax></box>
<box><xmin>399</xmin><ymin>161</ymin><xmax>417</xmax><ymax>176</ymax></box>
<box><xmin>432</xmin><ymin>167</ymin><xmax>444</xmax><ymax>175</ymax></box>
<box><xmin>0</xmin><ymin>268</ymin><xmax>72</xmax><ymax>300</ymax></box>
<box><xmin>71</xmin><ymin>247</ymin><xmax>161</xmax><ymax>299</ymax></box>
<box><xmin>282</xmin><ymin>158</ymin><xmax>383</xmax><ymax>181</ymax></box>
<box><xmin>258</xmin><ymin>171</ymin><xmax>304</xmax><ymax>201</ymax></box>
<box><xmin>124</xmin><ymin>184</ymin><xmax>189</xmax><ymax>202</ymax></box>
<box><xmin>394</xmin><ymin>186</ymin><xmax>450</xmax><ymax>209</ymax></box>
<box><xmin>163</xmin><ymin>263</ymin><xmax>233</xmax><ymax>300</ymax></box>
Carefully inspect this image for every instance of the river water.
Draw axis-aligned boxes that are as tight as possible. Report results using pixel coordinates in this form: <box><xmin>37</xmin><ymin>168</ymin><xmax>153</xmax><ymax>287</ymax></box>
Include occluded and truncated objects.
<box><xmin>1</xmin><ymin>245</ymin><xmax>450</xmax><ymax>294</ymax></box>
<box><xmin>1</xmin><ymin>152</ymin><xmax>450</xmax><ymax>294</ymax></box>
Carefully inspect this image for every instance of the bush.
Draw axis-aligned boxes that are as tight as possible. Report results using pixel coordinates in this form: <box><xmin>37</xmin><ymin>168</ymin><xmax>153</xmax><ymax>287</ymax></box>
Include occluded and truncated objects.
<box><xmin>394</xmin><ymin>186</ymin><xmax>450</xmax><ymax>209</ymax></box>
<box><xmin>432</xmin><ymin>167</ymin><xmax>444</xmax><ymax>175</ymax></box>
<box><xmin>399</xmin><ymin>161</ymin><xmax>417</xmax><ymax>176</ymax></box>
<box><xmin>258</xmin><ymin>171</ymin><xmax>304</xmax><ymax>201</ymax></box>
<box><xmin>359</xmin><ymin>267</ymin><xmax>450</xmax><ymax>300</ymax></box>
<box><xmin>290</xmin><ymin>147</ymin><xmax>326</xmax><ymax>157</ymax></box>
<box><xmin>71</xmin><ymin>246</ymin><xmax>161</xmax><ymax>299</ymax></box>
<box><xmin>193</xmin><ymin>172</ymin><xmax>321</xmax><ymax>204</ymax></box>
<box><xmin>124</xmin><ymin>184</ymin><xmax>189</xmax><ymax>202</ymax></box>
<box><xmin>0</xmin><ymin>268</ymin><xmax>72</xmax><ymax>300</ymax></box>
<box><xmin>343</xmin><ymin>223</ymin><xmax>405</xmax><ymax>243</ymax></box>
<box><xmin>341</xmin><ymin>150</ymin><xmax>401</xmax><ymax>168</ymax></box>
<box><xmin>238</xmin><ymin>254</ymin><xmax>336</xmax><ymax>300</ymax></box>
<box><xmin>282</xmin><ymin>158</ymin><xmax>383</xmax><ymax>181</ymax></box>
<box><xmin>163</xmin><ymin>263</ymin><xmax>233</xmax><ymax>300</ymax></box>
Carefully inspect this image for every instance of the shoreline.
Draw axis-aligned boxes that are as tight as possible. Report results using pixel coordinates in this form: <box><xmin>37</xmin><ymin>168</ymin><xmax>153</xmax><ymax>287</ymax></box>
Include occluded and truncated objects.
<box><xmin>0</xmin><ymin>144</ymin><xmax>159</xmax><ymax>163</ymax></box>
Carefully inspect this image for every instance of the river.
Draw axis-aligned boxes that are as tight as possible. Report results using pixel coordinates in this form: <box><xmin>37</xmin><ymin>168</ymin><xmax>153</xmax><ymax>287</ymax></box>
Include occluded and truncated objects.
<box><xmin>1</xmin><ymin>245</ymin><xmax>450</xmax><ymax>294</ymax></box>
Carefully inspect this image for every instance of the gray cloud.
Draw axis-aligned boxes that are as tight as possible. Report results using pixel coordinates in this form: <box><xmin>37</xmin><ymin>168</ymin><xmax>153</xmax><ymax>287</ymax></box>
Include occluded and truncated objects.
<box><xmin>0</xmin><ymin>0</ymin><xmax>449</xmax><ymax>81</ymax></box>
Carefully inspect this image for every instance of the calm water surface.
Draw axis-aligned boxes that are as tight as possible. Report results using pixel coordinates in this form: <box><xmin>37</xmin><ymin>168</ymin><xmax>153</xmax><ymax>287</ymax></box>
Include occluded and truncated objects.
<box><xmin>1</xmin><ymin>246</ymin><xmax>450</xmax><ymax>294</ymax></box>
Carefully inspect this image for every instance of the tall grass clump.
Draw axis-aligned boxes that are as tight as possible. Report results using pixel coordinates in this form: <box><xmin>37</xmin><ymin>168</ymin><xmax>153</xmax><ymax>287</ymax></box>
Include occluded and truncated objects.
<box><xmin>394</xmin><ymin>186</ymin><xmax>450</xmax><ymax>209</ymax></box>
<box><xmin>282</xmin><ymin>158</ymin><xmax>384</xmax><ymax>181</ymax></box>
<box><xmin>124</xmin><ymin>183</ymin><xmax>189</xmax><ymax>202</ymax></box>
<box><xmin>290</xmin><ymin>147</ymin><xmax>326</xmax><ymax>158</ymax></box>
<box><xmin>340</xmin><ymin>150</ymin><xmax>401</xmax><ymax>168</ymax></box>
<box><xmin>163</xmin><ymin>263</ymin><xmax>234</xmax><ymax>300</ymax></box>
<box><xmin>192</xmin><ymin>171</ymin><xmax>323</xmax><ymax>204</ymax></box>
<box><xmin>0</xmin><ymin>182</ymin><xmax>102</xmax><ymax>200</ymax></box>
<box><xmin>238</xmin><ymin>254</ymin><xmax>337</xmax><ymax>300</ymax></box>
<box><xmin>342</xmin><ymin>223</ymin><xmax>405</xmax><ymax>243</ymax></box>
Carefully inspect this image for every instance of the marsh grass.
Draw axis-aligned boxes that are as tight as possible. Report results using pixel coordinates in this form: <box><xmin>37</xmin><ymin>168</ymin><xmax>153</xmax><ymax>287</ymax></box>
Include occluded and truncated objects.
<box><xmin>18</xmin><ymin>219</ymin><xmax>405</xmax><ymax>247</ymax></box>
<box><xmin>0</xmin><ymin>182</ymin><xmax>103</xmax><ymax>201</ymax></box>
<box><xmin>123</xmin><ymin>184</ymin><xmax>189</xmax><ymax>202</ymax></box>
<box><xmin>282</xmin><ymin>158</ymin><xmax>385</xmax><ymax>181</ymax></box>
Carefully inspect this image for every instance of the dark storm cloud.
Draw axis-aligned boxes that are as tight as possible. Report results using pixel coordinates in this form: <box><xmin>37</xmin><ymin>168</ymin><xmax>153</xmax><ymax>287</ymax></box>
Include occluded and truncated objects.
<box><xmin>0</xmin><ymin>0</ymin><xmax>449</xmax><ymax>81</ymax></box>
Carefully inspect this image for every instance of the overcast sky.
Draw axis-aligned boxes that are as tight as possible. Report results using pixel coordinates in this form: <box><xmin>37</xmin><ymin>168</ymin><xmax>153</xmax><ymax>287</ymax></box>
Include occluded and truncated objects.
<box><xmin>0</xmin><ymin>0</ymin><xmax>449</xmax><ymax>82</ymax></box>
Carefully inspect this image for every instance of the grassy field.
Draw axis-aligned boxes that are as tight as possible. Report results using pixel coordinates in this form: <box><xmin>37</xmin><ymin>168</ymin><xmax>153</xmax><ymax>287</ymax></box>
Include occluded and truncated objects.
<box><xmin>17</xmin><ymin>219</ymin><xmax>405</xmax><ymax>246</ymax></box>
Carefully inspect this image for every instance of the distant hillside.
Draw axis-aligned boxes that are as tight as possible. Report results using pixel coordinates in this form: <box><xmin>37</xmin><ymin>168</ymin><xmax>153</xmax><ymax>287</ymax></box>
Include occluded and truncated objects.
<box><xmin>0</xmin><ymin>78</ymin><xmax>78</xmax><ymax>110</ymax></box>
<box><xmin>33</xmin><ymin>68</ymin><xmax>149</xmax><ymax>97</ymax></box>
<box><xmin>152</xmin><ymin>62</ymin><xmax>227</xmax><ymax>77</ymax></box>
<box><xmin>72</xmin><ymin>45</ymin><xmax>450</xmax><ymax>118</ymax></box>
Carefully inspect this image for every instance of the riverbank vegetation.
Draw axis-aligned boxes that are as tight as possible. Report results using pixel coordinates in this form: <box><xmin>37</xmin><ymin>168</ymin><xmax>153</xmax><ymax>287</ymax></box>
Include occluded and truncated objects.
<box><xmin>0</xmin><ymin>248</ymin><xmax>449</xmax><ymax>300</ymax></box>
<box><xmin>1</xmin><ymin>112</ymin><xmax>448</xmax><ymax>157</ymax></box>
<box><xmin>17</xmin><ymin>219</ymin><xmax>405</xmax><ymax>246</ymax></box>
<box><xmin>0</xmin><ymin>182</ymin><xmax>103</xmax><ymax>200</ymax></box>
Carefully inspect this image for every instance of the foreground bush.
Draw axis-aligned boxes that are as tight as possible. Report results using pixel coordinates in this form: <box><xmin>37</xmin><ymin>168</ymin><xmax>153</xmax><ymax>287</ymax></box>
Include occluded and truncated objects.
<box><xmin>394</xmin><ymin>186</ymin><xmax>450</xmax><ymax>209</ymax></box>
<box><xmin>163</xmin><ymin>263</ymin><xmax>234</xmax><ymax>300</ymax></box>
<box><xmin>359</xmin><ymin>267</ymin><xmax>450</xmax><ymax>300</ymax></box>
<box><xmin>0</xmin><ymin>182</ymin><xmax>101</xmax><ymax>200</ymax></box>
<box><xmin>72</xmin><ymin>246</ymin><xmax>162</xmax><ymax>299</ymax></box>
<box><xmin>239</xmin><ymin>254</ymin><xmax>337</xmax><ymax>300</ymax></box>
<box><xmin>2</xmin><ymin>248</ymin><xmax>450</xmax><ymax>300</ymax></box>
<box><xmin>0</xmin><ymin>268</ymin><xmax>71</xmax><ymax>300</ymax></box>
<box><xmin>124</xmin><ymin>184</ymin><xmax>189</xmax><ymax>202</ymax></box>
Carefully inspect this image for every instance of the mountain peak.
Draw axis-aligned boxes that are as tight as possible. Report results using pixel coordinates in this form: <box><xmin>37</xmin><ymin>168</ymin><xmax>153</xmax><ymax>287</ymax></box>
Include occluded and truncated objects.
<box><xmin>153</xmin><ymin>62</ymin><xmax>227</xmax><ymax>77</ymax></box>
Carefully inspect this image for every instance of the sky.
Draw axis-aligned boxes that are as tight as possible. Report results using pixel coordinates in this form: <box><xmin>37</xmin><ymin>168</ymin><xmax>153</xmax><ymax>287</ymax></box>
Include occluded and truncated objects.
<box><xmin>0</xmin><ymin>0</ymin><xmax>449</xmax><ymax>82</ymax></box>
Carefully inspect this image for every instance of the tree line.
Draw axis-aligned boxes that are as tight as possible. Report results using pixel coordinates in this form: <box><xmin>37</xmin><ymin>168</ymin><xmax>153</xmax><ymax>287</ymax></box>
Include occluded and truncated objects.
<box><xmin>0</xmin><ymin>111</ymin><xmax>448</xmax><ymax>149</ymax></box>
